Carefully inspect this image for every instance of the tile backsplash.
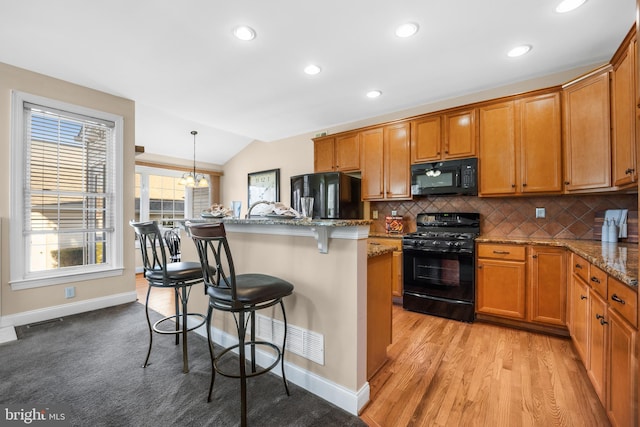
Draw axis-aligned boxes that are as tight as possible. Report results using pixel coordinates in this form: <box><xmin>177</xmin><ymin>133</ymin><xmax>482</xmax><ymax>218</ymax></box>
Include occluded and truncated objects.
<box><xmin>370</xmin><ymin>194</ymin><xmax>638</xmax><ymax>241</ymax></box>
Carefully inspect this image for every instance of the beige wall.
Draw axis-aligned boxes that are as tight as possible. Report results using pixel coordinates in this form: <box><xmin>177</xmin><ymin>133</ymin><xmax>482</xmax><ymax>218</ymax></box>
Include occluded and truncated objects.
<box><xmin>0</xmin><ymin>62</ymin><xmax>136</xmax><ymax>317</ymax></box>
<box><xmin>221</xmin><ymin>136</ymin><xmax>315</xmax><ymax>217</ymax></box>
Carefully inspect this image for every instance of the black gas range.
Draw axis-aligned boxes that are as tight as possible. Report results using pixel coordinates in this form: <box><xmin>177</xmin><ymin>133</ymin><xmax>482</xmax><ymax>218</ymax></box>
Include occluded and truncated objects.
<box><xmin>402</xmin><ymin>212</ymin><xmax>480</xmax><ymax>322</ymax></box>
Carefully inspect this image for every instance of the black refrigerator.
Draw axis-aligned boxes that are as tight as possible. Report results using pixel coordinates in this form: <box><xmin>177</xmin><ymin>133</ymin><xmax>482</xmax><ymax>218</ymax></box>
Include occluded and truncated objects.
<box><xmin>290</xmin><ymin>172</ymin><xmax>363</xmax><ymax>219</ymax></box>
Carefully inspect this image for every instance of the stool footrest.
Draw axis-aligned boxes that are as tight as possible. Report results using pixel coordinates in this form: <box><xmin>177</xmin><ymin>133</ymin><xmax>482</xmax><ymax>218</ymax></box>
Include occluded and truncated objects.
<box><xmin>152</xmin><ymin>313</ymin><xmax>207</xmax><ymax>335</ymax></box>
<box><xmin>214</xmin><ymin>341</ymin><xmax>281</xmax><ymax>379</ymax></box>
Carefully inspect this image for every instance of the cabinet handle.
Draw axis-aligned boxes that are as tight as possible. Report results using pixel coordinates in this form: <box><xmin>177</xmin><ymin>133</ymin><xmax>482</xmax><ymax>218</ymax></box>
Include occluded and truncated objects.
<box><xmin>596</xmin><ymin>313</ymin><xmax>605</xmax><ymax>320</ymax></box>
<box><xmin>532</xmin><ymin>254</ymin><xmax>537</xmax><ymax>259</ymax></box>
<box><xmin>564</xmin><ymin>181</ymin><xmax>570</xmax><ymax>185</ymax></box>
<box><xmin>580</xmin><ymin>295</ymin><xmax>587</xmax><ymax>300</ymax></box>
<box><xmin>590</xmin><ymin>276</ymin><xmax>600</xmax><ymax>284</ymax></box>
<box><xmin>522</xmin><ymin>183</ymin><xmax>527</xmax><ymax>187</ymax></box>
<box><xmin>611</xmin><ymin>294</ymin><xmax>626</xmax><ymax>304</ymax></box>
<box><xmin>445</xmin><ymin>150</ymin><xmax>449</xmax><ymax>154</ymax></box>
<box><xmin>493</xmin><ymin>250</ymin><xmax>510</xmax><ymax>255</ymax></box>
<box><xmin>575</xmin><ymin>263</ymin><xmax>583</xmax><ymax>269</ymax></box>
<box><xmin>478</xmin><ymin>265</ymin><xmax>483</xmax><ymax>269</ymax></box>
<box><xmin>625</xmin><ymin>168</ymin><xmax>632</xmax><ymax>174</ymax></box>
<box><xmin>511</xmin><ymin>184</ymin><xmax>516</xmax><ymax>188</ymax></box>
<box><xmin>600</xmin><ymin>318</ymin><xmax>609</xmax><ymax>326</ymax></box>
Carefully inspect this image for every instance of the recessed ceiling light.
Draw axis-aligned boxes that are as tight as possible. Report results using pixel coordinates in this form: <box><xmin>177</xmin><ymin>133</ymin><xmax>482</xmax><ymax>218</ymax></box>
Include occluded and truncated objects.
<box><xmin>555</xmin><ymin>0</ymin><xmax>587</xmax><ymax>13</ymax></box>
<box><xmin>366</xmin><ymin>90</ymin><xmax>382</xmax><ymax>99</ymax></box>
<box><xmin>507</xmin><ymin>45</ymin><xmax>532</xmax><ymax>58</ymax></box>
<box><xmin>395</xmin><ymin>22</ymin><xmax>419</xmax><ymax>38</ymax></box>
<box><xmin>233</xmin><ymin>25</ymin><xmax>256</xmax><ymax>41</ymax></box>
<box><xmin>304</xmin><ymin>64</ymin><xmax>322</xmax><ymax>75</ymax></box>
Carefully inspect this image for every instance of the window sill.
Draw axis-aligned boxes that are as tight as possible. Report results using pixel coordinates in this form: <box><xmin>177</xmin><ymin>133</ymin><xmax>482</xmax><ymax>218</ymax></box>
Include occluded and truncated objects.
<box><xmin>10</xmin><ymin>267</ymin><xmax>125</xmax><ymax>291</ymax></box>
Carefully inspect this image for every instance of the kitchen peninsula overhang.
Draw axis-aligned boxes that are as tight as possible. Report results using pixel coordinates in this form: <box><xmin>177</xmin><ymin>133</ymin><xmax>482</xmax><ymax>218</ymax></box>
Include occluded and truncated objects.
<box><xmin>183</xmin><ymin>218</ymin><xmax>372</xmax><ymax>254</ymax></box>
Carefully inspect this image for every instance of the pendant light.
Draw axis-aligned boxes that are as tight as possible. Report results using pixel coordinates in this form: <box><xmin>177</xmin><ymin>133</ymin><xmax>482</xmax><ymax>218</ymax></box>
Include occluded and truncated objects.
<box><xmin>178</xmin><ymin>130</ymin><xmax>209</xmax><ymax>188</ymax></box>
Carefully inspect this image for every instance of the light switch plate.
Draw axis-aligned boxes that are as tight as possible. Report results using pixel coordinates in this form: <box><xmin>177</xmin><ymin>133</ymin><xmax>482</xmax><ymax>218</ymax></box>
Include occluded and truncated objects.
<box><xmin>535</xmin><ymin>207</ymin><xmax>546</xmax><ymax>219</ymax></box>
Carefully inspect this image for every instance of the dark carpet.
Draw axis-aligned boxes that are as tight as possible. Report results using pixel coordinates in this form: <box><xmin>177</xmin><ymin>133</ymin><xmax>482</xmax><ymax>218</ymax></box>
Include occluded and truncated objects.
<box><xmin>0</xmin><ymin>302</ymin><xmax>366</xmax><ymax>427</ymax></box>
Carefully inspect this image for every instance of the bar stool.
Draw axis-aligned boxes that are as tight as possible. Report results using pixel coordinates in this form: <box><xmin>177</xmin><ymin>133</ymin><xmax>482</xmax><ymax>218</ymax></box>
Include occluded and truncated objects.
<box><xmin>130</xmin><ymin>220</ymin><xmax>206</xmax><ymax>373</ymax></box>
<box><xmin>187</xmin><ymin>222</ymin><xmax>294</xmax><ymax>427</ymax></box>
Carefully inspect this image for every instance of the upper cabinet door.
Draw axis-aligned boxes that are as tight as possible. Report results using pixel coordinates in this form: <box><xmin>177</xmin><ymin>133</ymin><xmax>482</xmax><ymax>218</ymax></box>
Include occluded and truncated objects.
<box><xmin>612</xmin><ymin>34</ymin><xmax>637</xmax><ymax>187</ymax></box>
<box><xmin>479</xmin><ymin>101</ymin><xmax>516</xmax><ymax>195</ymax></box>
<box><xmin>519</xmin><ymin>92</ymin><xmax>563</xmax><ymax>193</ymax></box>
<box><xmin>444</xmin><ymin>108</ymin><xmax>477</xmax><ymax>159</ymax></box>
<box><xmin>335</xmin><ymin>133</ymin><xmax>360</xmax><ymax>172</ymax></box>
<box><xmin>313</xmin><ymin>137</ymin><xmax>335</xmax><ymax>172</ymax></box>
<box><xmin>563</xmin><ymin>67</ymin><xmax>612</xmax><ymax>192</ymax></box>
<box><xmin>360</xmin><ymin>128</ymin><xmax>385</xmax><ymax>200</ymax></box>
<box><xmin>384</xmin><ymin>122</ymin><xmax>411</xmax><ymax>199</ymax></box>
<box><xmin>410</xmin><ymin>115</ymin><xmax>441</xmax><ymax>163</ymax></box>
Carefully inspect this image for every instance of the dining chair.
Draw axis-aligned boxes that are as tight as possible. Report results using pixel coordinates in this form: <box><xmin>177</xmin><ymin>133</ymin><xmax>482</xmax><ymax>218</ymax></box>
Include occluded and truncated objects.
<box><xmin>130</xmin><ymin>220</ymin><xmax>206</xmax><ymax>373</ymax></box>
<box><xmin>187</xmin><ymin>222</ymin><xmax>294</xmax><ymax>427</ymax></box>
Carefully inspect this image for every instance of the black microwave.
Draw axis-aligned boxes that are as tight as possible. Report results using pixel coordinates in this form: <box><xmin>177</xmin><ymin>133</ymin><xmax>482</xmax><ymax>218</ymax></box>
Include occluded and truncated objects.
<box><xmin>411</xmin><ymin>158</ymin><xmax>477</xmax><ymax>196</ymax></box>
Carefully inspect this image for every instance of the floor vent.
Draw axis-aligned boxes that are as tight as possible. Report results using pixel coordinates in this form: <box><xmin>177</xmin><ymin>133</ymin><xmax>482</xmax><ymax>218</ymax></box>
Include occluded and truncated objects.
<box><xmin>26</xmin><ymin>318</ymin><xmax>63</xmax><ymax>328</ymax></box>
<box><xmin>256</xmin><ymin>314</ymin><xmax>324</xmax><ymax>366</ymax></box>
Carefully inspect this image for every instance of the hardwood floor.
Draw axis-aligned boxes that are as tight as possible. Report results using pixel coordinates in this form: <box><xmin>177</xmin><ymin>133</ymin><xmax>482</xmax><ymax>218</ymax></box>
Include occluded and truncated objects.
<box><xmin>135</xmin><ymin>274</ymin><xmax>175</xmax><ymax>316</ymax></box>
<box><xmin>360</xmin><ymin>304</ymin><xmax>610</xmax><ymax>427</ymax></box>
<box><xmin>136</xmin><ymin>275</ymin><xmax>610</xmax><ymax>426</ymax></box>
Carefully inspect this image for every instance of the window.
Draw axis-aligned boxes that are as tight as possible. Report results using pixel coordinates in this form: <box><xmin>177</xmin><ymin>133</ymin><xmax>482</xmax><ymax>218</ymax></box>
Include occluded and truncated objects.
<box><xmin>135</xmin><ymin>166</ymin><xmax>210</xmax><ymax>228</ymax></box>
<box><xmin>10</xmin><ymin>92</ymin><xmax>124</xmax><ymax>289</ymax></box>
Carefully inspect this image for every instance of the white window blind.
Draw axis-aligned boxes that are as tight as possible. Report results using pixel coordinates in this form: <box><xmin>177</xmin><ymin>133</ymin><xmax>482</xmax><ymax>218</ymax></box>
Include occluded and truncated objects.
<box><xmin>23</xmin><ymin>102</ymin><xmax>115</xmax><ymax>272</ymax></box>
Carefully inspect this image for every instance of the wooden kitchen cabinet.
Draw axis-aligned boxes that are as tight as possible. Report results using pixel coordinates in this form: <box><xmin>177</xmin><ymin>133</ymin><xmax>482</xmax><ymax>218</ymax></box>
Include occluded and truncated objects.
<box><xmin>478</xmin><ymin>101</ymin><xmax>516</xmax><ymax>195</ymax></box>
<box><xmin>611</xmin><ymin>29</ymin><xmax>637</xmax><ymax>188</ymax></box>
<box><xmin>410</xmin><ymin>108</ymin><xmax>476</xmax><ymax>163</ymax></box>
<box><xmin>529</xmin><ymin>246</ymin><xmax>566</xmax><ymax>326</ymax></box>
<box><xmin>607</xmin><ymin>307</ymin><xmax>637</xmax><ymax>427</ymax></box>
<box><xmin>313</xmin><ymin>133</ymin><xmax>360</xmax><ymax>172</ymax></box>
<box><xmin>367</xmin><ymin>251</ymin><xmax>393</xmax><ymax>380</ymax></box>
<box><xmin>361</xmin><ymin>123</ymin><xmax>411</xmax><ymax>201</ymax></box>
<box><xmin>563</xmin><ymin>66</ymin><xmax>612</xmax><ymax>192</ymax></box>
<box><xmin>369</xmin><ymin>237</ymin><xmax>403</xmax><ymax>298</ymax></box>
<box><xmin>479</xmin><ymin>90</ymin><xmax>562</xmax><ymax>196</ymax></box>
<box><xmin>570</xmin><ymin>272</ymin><xmax>590</xmax><ymax>365</ymax></box>
<box><xmin>588</xmin><ymin>290</ymin><xmax>608</xmax><ymax>405</ymax></box>
<box><xmin>476</xmin><ymin>244</ymin><xmax>526</xmax><ymax>320</ymax></box>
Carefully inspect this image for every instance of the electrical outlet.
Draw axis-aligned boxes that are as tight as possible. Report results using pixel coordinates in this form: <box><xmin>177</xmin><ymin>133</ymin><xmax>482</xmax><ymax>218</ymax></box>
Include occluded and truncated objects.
<box><xmin>372</xmin><ymin>210</ymin><xmax>379</xmax><ymax>219</ymax></box>
<box><xmin>65</xmin><ymin>286</ymin><xmax>75</xmax><ymax>299</ymax></box>
<box><xmin>535</xmin><ymin>207</ymin><xmax>546</xmax><ymax>219</ymax></box>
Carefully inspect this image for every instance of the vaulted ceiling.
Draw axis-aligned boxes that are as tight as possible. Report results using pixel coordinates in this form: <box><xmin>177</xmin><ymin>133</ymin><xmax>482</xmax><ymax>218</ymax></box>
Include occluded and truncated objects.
<box><xmin>0</xmin><ymin>0</ymin><xmax>635</xmax><ymax>165</ymax></box>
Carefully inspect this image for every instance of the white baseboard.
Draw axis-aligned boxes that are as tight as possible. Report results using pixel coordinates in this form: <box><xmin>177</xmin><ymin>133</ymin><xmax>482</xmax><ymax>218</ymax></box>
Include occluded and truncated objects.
<box><xmin>193</xmin><ymin>322</ymin><xmax>370</xmax><ymax>416</ymax></box>
<box><xmin>0</xmin><ymin>292</ymin><xmax>138</xmax><ymax>328</ymax></box>
<box><xmin>0</xmin><ymin>326</ymin><xmax>17</xmax><ymax>344</ymax></box>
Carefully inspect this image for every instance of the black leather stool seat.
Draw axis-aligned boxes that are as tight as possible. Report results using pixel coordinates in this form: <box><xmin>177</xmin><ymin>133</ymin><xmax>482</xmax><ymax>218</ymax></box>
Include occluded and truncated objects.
<box><xmin>207</xmin><ymin>273</ymin><xmax>293</xmax><ymax>306</ymax></box>
<box><xmin>145</xmin><ymin>262</ymin><xmax>204</xmax><ymax>285</ymax></box>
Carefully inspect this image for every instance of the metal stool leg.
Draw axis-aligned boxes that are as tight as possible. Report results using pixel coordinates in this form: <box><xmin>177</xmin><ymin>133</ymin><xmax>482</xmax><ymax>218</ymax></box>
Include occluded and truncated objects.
<box><xmin>181</xmin><ymin>285</ymin><xmax>189</xmax><ymax>373</ymax></box>
<box><xmin>142</xmin><ymin>285</ymin><xmax>154</xmax><ymax>368</ymax></box>
<box><xmin>238</xmin><ymin>311</ymin><xmax>248</xmax><ymax>427</ymax></box>
<box><xmin>206</xmin><ymin>304</ymin><xmax>216</xmax><ymax>402</ymax></box>
<box><xmin>280</xmin><ymin>300</ymin><xmax>290</xmax><ymax>396</ymax></box>
<box><xmin>174</xmin><ymin>288</ymin><xmax>180</xmax><ymax>345</ymax></box>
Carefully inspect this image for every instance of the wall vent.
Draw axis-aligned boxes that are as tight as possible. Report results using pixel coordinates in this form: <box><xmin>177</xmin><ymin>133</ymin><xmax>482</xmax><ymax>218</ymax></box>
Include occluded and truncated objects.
<box><xmin>256</xmin><ymin>314</ymin><xmax>324</xmax><ymax>365</ymax></box>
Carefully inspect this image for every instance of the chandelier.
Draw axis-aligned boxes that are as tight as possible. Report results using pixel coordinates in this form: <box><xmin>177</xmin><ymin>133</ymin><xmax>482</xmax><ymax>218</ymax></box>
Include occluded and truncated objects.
<box><xmin>179</xmin><ymin>130</ymin><xmax>208</xmax><ymax>188</ymax></box>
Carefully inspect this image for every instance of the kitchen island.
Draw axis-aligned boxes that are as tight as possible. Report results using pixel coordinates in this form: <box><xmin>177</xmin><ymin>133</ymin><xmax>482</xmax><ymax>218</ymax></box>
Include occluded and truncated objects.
<box><xmin>178</xmin><ymin>217</ymin><xmax>374</xmax><ymax>415</ymax></box>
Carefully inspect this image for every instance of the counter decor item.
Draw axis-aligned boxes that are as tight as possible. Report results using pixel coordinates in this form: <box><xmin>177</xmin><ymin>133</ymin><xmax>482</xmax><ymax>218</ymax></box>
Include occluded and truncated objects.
<box><xmin>385</xmin><ymin>211</ymin><xmax>403</xmax><ymax>234</ymax></box>
<box><xmin>593</xmin><ymin>210</ymin><xmax>637</xmax><ymax>243</ymax></box>
<box><xmin>201</xmin><ymin>204</ymin><xmax>232</xmax><ymax>218</ymax></box>
<box><xmin>248</xmin><ymin>168</ymin><xmax>280</xmax><ymax>208</ymax></box>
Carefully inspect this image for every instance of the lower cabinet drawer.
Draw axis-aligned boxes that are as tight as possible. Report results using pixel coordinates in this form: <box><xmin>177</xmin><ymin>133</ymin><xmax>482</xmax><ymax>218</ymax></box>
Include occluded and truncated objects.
<box><xmin>608</xmin><ymin>278</ymin><xmax>638</xmax><ymax>328</ymax></box>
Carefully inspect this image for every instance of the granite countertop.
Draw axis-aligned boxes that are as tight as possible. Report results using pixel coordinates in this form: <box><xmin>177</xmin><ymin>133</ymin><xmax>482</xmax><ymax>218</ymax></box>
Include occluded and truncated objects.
<box><xmin>185</xmin><ymin>217</ymin><xmax>373</xmax><ymax>227</ymax></box>
<box><xmin>368</xmin><ymin>242</ymin><xmax>395</xmax><ymax>258</ymax></box>
<box><xmin>476</xmin><ymin>236</ymin><xmax>638</xmax><ymax>288</ymax></box>
<box><xmin>368</xmin><ymin>232</ymin><xmax>404</xmax><ymax>239</ymax></box>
